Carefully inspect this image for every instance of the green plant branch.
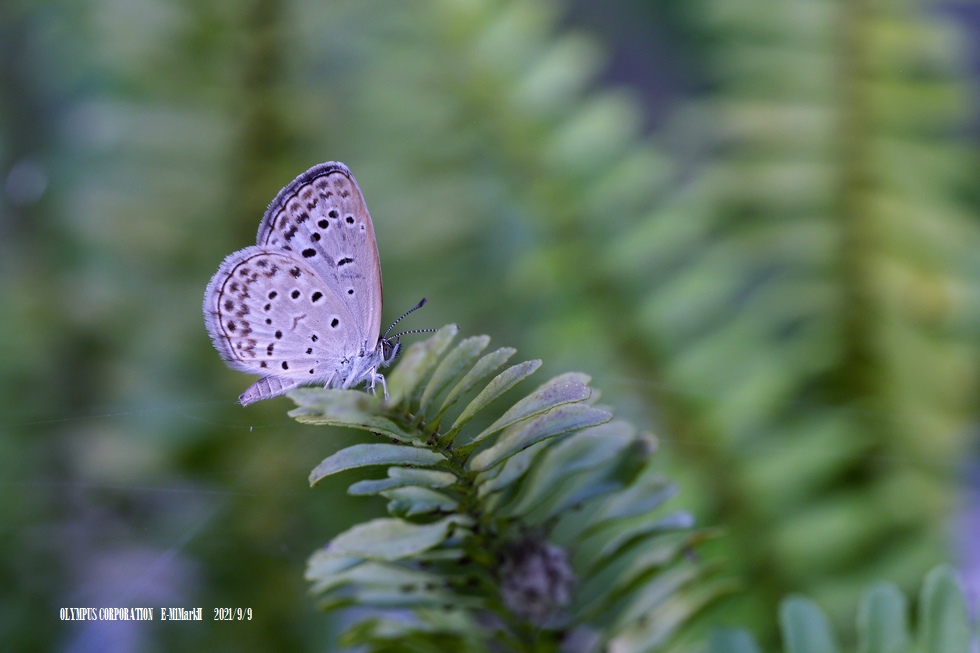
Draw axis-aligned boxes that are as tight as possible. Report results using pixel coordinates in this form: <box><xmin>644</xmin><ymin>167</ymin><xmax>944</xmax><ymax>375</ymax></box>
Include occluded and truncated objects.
<box><xmin>296</xmin><ymin>327</ymin><xmax>719</xmax><ymax>651</ymax></box>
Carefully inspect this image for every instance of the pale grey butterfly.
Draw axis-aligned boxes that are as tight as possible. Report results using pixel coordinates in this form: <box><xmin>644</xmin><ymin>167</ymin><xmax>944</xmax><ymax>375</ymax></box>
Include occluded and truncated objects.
<box><xmin>203</xmin><ymin>162</ymin><xmax>429</xmax><ymax>406</ymax></box>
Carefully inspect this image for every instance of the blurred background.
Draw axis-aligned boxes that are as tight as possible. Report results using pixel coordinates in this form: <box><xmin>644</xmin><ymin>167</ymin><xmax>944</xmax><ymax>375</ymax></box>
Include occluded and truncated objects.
<box><xmin>2</xmin><ymin>0</ymin><xmax>979</xmax><ymax>650</ymax></box>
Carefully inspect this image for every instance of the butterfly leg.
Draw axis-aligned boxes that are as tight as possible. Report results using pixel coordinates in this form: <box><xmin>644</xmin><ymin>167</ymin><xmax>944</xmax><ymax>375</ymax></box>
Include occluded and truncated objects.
<box><xmin>368</xmin><ymin>369</ymin><xmax>389</xmax><ymax>401</ymax></box>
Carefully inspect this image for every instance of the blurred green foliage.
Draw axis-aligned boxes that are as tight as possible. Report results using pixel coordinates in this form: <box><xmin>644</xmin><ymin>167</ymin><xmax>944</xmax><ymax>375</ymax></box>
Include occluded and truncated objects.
<box><xmin>711</xmin><ymin>566</ymin><xmax>974</xmax><ymax>653</ymax></box>
<box><xmin>0</xmin><ymin>0</ymin><xmax>977</xmax><ymax>651</ymax></box>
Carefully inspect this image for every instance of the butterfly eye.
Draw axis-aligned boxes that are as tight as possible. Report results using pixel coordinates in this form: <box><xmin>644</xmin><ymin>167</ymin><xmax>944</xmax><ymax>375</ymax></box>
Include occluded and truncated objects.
<box><xmin>381</xmin><ymin>338</ymin><xmax>400</xmax><ymax>363</ymax></box>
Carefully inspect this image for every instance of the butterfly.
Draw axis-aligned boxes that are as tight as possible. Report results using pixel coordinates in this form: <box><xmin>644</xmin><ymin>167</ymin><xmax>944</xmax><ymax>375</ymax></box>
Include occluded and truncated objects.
<box><xmin>203</xmin><ymin>162</ymin><xmax>426</xmax><ymax>406</ymax></box>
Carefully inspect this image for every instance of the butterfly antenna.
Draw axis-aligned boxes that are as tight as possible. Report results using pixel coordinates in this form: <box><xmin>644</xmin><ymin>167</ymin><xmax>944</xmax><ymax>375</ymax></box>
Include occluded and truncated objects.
<box><xmin>384</xmin><ymin>297</ymin><xmax>431</xmax><ymax>339</ymax></box>
<box><xmin>391</xmin><ymin>327</ymin><xmax>440</xmax><ymax>340</ymax></box>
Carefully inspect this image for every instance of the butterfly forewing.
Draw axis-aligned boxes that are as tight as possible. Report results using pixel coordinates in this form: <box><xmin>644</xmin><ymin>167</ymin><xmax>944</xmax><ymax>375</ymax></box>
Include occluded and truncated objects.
<box><xmin>256</xmin><ymin>162</ymin><xmax>383</xmax><ymax>349</ymax></box>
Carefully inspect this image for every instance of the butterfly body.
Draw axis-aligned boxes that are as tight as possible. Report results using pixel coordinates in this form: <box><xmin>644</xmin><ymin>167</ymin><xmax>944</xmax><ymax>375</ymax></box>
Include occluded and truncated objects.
<box><xmin>204</xmin><ymin>162</ymin><xmax>397</xmax><ymax>406</ymax></box>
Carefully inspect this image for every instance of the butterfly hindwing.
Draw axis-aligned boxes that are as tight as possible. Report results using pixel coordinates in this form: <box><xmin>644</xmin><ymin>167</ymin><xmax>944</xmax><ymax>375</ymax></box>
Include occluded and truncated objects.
<box><xmin>203</xmin><ymin>247</ymin><xmax>358</xmax><ymax>383</ymax></box>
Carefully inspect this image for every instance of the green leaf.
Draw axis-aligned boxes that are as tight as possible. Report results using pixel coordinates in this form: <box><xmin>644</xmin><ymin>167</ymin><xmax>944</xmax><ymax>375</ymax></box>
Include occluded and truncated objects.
<box><xmin>437</xmin><ymin>346</ymin><xmax>516</xmax><ymax>420</ymax></box>
<box><xmin>780</xmin><ymin>596</ymin><xmax>840</xmax><ymax>653</ymax></box>
<box><xmin>523</xmin><ymin>465</ymin><xmax>625</xmax><ymax>527</ymax></box>
<box><xmin>918</xmin><ymin>566</ymin><xmax>969</xmax><ymax>653</ymax></box>
<box><xmin>348</xmin><ymin>467</ymin><xmax>457</xmax><ymax>497</ymax></box>
<box><xmin>467</xmin><ymin>372</ymin><xmax>594</xmax><ymax>447</ymax></box>
<box><xmin>323</xmin><ymin>585</ymin><xmax>462</xmax><ymax>611</ymax></box>
<box><xmin>710</xmin><ymin>628</ymin><xmax>764</xmax><ymax>653</ymax></box>
<box><xmin>307</xmin><ymin>560</ymin><xmax>437</xmax><ymax>595</ymax></box>
<box><xmin>341</xmin><ymin>607</ymin><xmax>480</xmax><ymax>642</ymax></box>
<box><xmin>388</xmin><ymin>466</ymin><xmax>456</xmax><ymax>484</ymax></box>
<box><xmin>385</xmin><ymin>324</ymin><xmax>459</xmax><ymax>405</ymax></box>
<box><xmin>446</xmin><ymin>359</ymin><xmax>542</xmax><ymax>438</ymax></box>
<box><xmin>322</xmin><ymin>516</ymin><xmax>470</xmax><ymax>561</ymax></box>
<box><xmin>419</xmin><ymin>335</ymin><xmax>490</xmax><ymax>414</ymax></box>
<box><xmin>858</xmin><ymin>582</ymin><xmax>910</xmax><ymax>653</ymax></box>
<box><xmin>608</xmin><ymin>585</ymin><xmax>718</xmax><ymax>653</ymax></box>
<box><xmin>413</xmin><ymin>547</ymin><xmax>471</xmax><ymax>563</ymax></box>
<box><xmin>289</xmin><ymin>389</ymin><xmax>419</xmax><ymax>442</ymax></box>
<box><xmin>573</xmin><ymin>535</ymin><xmax>698</xmax><ymax>622</ymax></box>
<box><xmin>305</xmin><ymin>554</ymin><xmax>362</xmax><ymax>584</ymax></box>
<box><xmin>310</xmin><ymin>443</ymin><xmax>446</xmax><ymax>486</ymax></box>
<box><xmin>575</xmin><ymin>471</ymin><xmax>677</xmax><ymax>539</ymax></box>
<box><xmin>381</xmin><ymin>486</ymin><xmax>458</xmax><ymax>517</ymax></box>
<box><xmin>493</xmin><ymin>421</ymin><xmax>637</xmax><ymax>519</ymax></box>
<box><xmin>610</xmin><ymin>564</ymin><xmax>701</xmax><ymax>634</ymax></box>
<box><xmin>574</xmin><ymin>511</ymin><xmax>695</xmax><ymax>575</ymax></box>
<box><xmin>468</xmin><ymin>403</ymin><xmax>612</xmax><ymax>471</ymax></box>
<box><xmin>551</xmin><ymin>472</ymin><xmax>678</xmax><ymax>550</ymax></box>
<box><xmin>475</xmin><ymin>440</ymin><xmax>550</xmax><ymax>500</ymax></box>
